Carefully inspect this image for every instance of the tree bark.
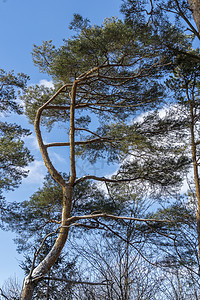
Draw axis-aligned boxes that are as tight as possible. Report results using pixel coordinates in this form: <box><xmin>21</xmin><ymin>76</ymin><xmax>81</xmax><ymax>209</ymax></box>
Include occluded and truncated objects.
<box><xmin>190</xmin><ymin>121</ymin><xmax>200</xmax><ymax>268</ymax></box>
<box><xmin>187</xmin><ymin>0</ymin><xmax>200</xmax><ymax>35</ymax></box>
<box><xmin>187</xmin><ymin>88</ymin><xmax>200</xmax><ymax>269</ymax></box>
<box><xmin>20</xmin><ymin>186</ymin><xmax>72</xmax><ymax>299</ymax></box>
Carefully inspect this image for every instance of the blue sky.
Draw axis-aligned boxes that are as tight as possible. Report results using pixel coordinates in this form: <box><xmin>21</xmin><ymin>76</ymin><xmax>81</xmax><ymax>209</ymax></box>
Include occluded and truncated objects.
<box><xmin>0</xmin><ymin>0</ymin><xmax>122</xmax><ymax>288</ymax></box>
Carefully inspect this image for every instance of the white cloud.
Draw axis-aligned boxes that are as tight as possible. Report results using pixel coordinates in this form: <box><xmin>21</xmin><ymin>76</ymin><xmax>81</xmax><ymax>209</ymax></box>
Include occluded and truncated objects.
<box><xmin>24</xmin><ymin>134</ymin><xmax>40</xmax><ymax>151</ymax></box>
<box><xmin>23</xmin><ymin>160</ymin><xmax>46</xmax><ymax>185</ymax></box>
<box><xmin>180</xmin><ymin>180</ymin><xmax>189</xmax><ymax>194</ymax></box>
<box><xmin>134</xmin><ymin>105</ymin><xmax>169</xmax><ymax>124</ymax></box>
<box><xmin>180</xmin><ymin>168</ymin><xmax>194</xmax><ymax>194</ymax></box>
<box><xmin>39</xmin><ymin>79</ymin><xmax>54</xmax><ymax>89</ymax></box>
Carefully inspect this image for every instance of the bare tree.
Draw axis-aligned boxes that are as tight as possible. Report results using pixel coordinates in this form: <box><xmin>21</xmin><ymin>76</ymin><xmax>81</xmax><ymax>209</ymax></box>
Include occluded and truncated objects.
<box><xmin>0</xmin><ymin>276</ymin><xmax>21</xmax><ymax>300</ymax></box>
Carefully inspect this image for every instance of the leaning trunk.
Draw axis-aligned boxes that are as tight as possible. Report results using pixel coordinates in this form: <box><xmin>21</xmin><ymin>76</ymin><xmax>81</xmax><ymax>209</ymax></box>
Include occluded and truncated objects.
<box><xmin>20</xmin><ymin>186</ymin><xmax>72</xmax><ymax>299</ymax></box>
<box><xmin>21</xmin><ymin>82</ymin><xmax>77</xmax><ymax>299</ymax></box>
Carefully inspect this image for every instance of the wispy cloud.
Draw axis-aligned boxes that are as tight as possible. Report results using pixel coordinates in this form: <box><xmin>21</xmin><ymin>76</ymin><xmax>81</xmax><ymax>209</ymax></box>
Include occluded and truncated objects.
<box><xmin>24</xmin><ymin>134</ymin><xmax>40</xmax><ymax>151</ymax></box>
<box><xmin>39</xmin><ymin>79</ymin><xmax>54</xmax><ymax>88</ymax></box>
<box><xmin>51</xmin><ymin>152</ymin><xmax>66</xmax><ymax>164</ymax></box>
<box><xmin>23</xmin><ymin>160</ymin><xmax>46</xmax><ymax>185</ymax></box>
<box><xmin>180</xmin><ymin>168</ymin><xmax>193</xmax><ymax>194</ymax></box>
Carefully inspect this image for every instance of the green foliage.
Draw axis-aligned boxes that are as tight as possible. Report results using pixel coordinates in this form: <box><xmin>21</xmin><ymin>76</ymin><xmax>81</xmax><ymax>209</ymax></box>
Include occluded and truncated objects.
<box><xmin>23</xmin><ymin>16</ymin><xmax>167</xmax><ymax>132</ymax></box>
<box><xmin>121</xmin><ymin>0</ymin><xmax>195</xmax><ymax>63</ymax></box>
<box><xmin>166</xmin><ymin>49</ymin><xmax>200</xmax><ymax>103</ymax></box>
<box><xmin>16</xmin><ymin>5</ymin><xmax>200</xmax><ymax>297</ymax></box>
<box><xmin>150</xmin><ymin>196</ymin><xmax>198</xmax><ymax>268</ymax></box>
<box><xmin>33</xmin><ymin>17</ymin><xmax>154</xmax><ymax>81</ymax></box>
<box><xmin>0</xmin><ymin>122</ymin><xmax>33</xmax><ymax>192</ymax></box>
<box><xmin>0</xmin><ymin>70</ymin><xmax>33</xmax><ymax>196</ymax></box>
<box><xmin>0</xmin><ymin>69</ymin><xmax>29</xmax><ymax>114</ymax></box>
<box><xmin>23</xmin><ymin>84</ymin><xmax>71</xmax><ymax>128</ymax></box>
<box><xmin>32</xmin><ymin>40</ymin><xmax>56</xmax><ymax>75</ymax></box>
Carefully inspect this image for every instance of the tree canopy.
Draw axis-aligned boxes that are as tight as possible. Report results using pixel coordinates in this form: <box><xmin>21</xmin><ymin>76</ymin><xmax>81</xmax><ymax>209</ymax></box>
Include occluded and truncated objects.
<box><xmin>2</xmin><ymin>0</ymin><xmax>200</xmax><ymax>298</ymax></box>
<box><xmin>0</xmin><ymin>70</ymin><xmax>33</xmax><ymax>200</ymax></box>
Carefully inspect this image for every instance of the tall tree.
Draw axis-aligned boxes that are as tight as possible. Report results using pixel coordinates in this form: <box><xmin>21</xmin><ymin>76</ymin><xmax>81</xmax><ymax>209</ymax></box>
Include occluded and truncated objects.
<box><xmin>19</xmin><ymin>15</ymin><xmax>183</xmax><ymax>298</ymax></box>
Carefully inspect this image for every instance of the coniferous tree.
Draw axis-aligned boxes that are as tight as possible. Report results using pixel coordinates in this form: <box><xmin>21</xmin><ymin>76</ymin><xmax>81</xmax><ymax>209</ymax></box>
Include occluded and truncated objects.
<box><xmin>0</xmin><ymin>69</ymin><xmax>33</xmax><ymax>204</ymax></box>
<box><xmin>20</xmin><ymin>15</ymin><xmax>177</xmax><ymax>297</ymax></box>
<box><xmin>19</xmin><ymin>1</ymin><xmax>200</xmax><ymax>296</ymax></box>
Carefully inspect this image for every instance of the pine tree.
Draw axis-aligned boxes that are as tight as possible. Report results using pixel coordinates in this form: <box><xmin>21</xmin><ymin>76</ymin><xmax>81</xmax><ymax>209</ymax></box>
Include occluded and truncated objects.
<box><xmin>0</xmin><ymin>69</ymin><xmax>33</xmax><ymax>201</ymax></box>
<box><xmin>19</xmin><ymin>2</ymin><xmax>200</xmax><ymax>296</ymax></box>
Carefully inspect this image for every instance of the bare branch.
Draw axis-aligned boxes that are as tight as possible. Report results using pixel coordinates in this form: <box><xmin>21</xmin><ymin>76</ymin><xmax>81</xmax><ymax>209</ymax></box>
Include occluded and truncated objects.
<box><xmin>94</xmin><ymin>218</ymin><xmax>159</xmax><ymax>267</ymax></box>
<box><xmin>45</xmin><ymin>105</ymin><xmax>70</xmax><ymax>110</ymax></box>
<box><xmin>0</xmin><ymin>288</ymin><xmax>9</xmax><ymax>300</ymax></box>
<box><xmin>64</xmin><ymin>212</ymin><xmax>173</xmax><ymax>225</ymax></box>
<box><xmin>75</xmin><ymin>127</ymin><xmax>104</xmax><ymax>139</ymax></box>
<box><xmin>75</xmin><ymin>175</ymin><xmax>143</xmax><ymax>185</ymax></box>
<box><xmin>43</xmin><ymin>277</ymin><xmax>107</xmax><ymax>285</ymax></box>
<box><xmin>45</xmin><ymin>142</ymin><xmax>70</xmax><ymax>148</ymax></box>
<box><xmin>45</xmin><ymin>137</ymin><xmax>116</xmax><ymax>148</ymax></box>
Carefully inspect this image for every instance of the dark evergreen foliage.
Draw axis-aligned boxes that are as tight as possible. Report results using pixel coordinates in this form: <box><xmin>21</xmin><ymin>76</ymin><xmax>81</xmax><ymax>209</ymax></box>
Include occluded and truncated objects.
<box><xmin>0</xmin><ymin>70</ymin><xmax>33</xmax><ymax>198</ymax></box>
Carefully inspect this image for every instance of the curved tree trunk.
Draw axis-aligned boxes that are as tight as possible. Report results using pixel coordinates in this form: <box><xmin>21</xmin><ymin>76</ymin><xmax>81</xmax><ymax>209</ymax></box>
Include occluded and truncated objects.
<box><xmin>20</xmin><ymin>83</ymin><xmax>77</xmax><ymax>299</ymax></box>
<box><xmin>20</xmin><ymin>186</ymin><xmax>72</xmax><ymax>299</ymax></box>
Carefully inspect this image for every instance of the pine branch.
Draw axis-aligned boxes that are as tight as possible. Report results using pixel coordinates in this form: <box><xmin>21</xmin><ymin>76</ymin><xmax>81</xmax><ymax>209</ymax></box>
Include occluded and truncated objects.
<box><xmin>75</xmin><ymin>175</ymin><xmax>143</xmax><ymax>185</ymax></box>
<box><xmin>45</xmin><ymin>137</ymin><xmax>116</xmax><ymax>148</ymax></box>
<box><xmin>64</xmin><ymin>213</ymin><xmax>173</xmax><ymax>225</ymax></box>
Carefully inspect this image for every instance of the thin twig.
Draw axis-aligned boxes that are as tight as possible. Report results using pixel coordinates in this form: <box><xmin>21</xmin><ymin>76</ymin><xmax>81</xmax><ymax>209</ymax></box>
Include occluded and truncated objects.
<box><xmin>0</xmin><ymin>288</ymin><xmax>9</xmax><ymax>300</ymax></box>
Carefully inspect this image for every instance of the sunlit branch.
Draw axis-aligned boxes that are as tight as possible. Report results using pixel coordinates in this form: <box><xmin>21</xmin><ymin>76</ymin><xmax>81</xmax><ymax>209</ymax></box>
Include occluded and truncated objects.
<box><xmin>28</xmin><ymin>227</ymin><xmax>61</xmax><ymax>282</ymax></box>
<box><xmin>44</xmin><ymin>105</ymin><xmax>70</xmax><ymax>110</ymax></box>
<box><xmin>34</xmin><ymin>83</ymin><xmax>72</xmax><ymax>187</ymax></box>
<box><xmin>78</xmin><ymin>102</ymin><xmax>149</xmax><ymax>109</ymax></box>
<box><xmin>76</xmin><ymin>59</ymin><xmax>168</xmax><ymax>87</ymax></box>
<box><xmin>65</xmin><ymin>213</ymin><xmax>173</xmax><ymax>224</ymax></box>
<box><xmin>87</xmin><ymin>105</ymin><xmax>115</xmax><ymax>113</ymax></box>
<box><xmin>77</xmin><ymin>57</ymin><xmax>147</xmax><ymax>81</ymax></box>
<box><xmin>45</xmin><ymin>137</ymin><xmax>117</xmax><ymax>148</ymax></box>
